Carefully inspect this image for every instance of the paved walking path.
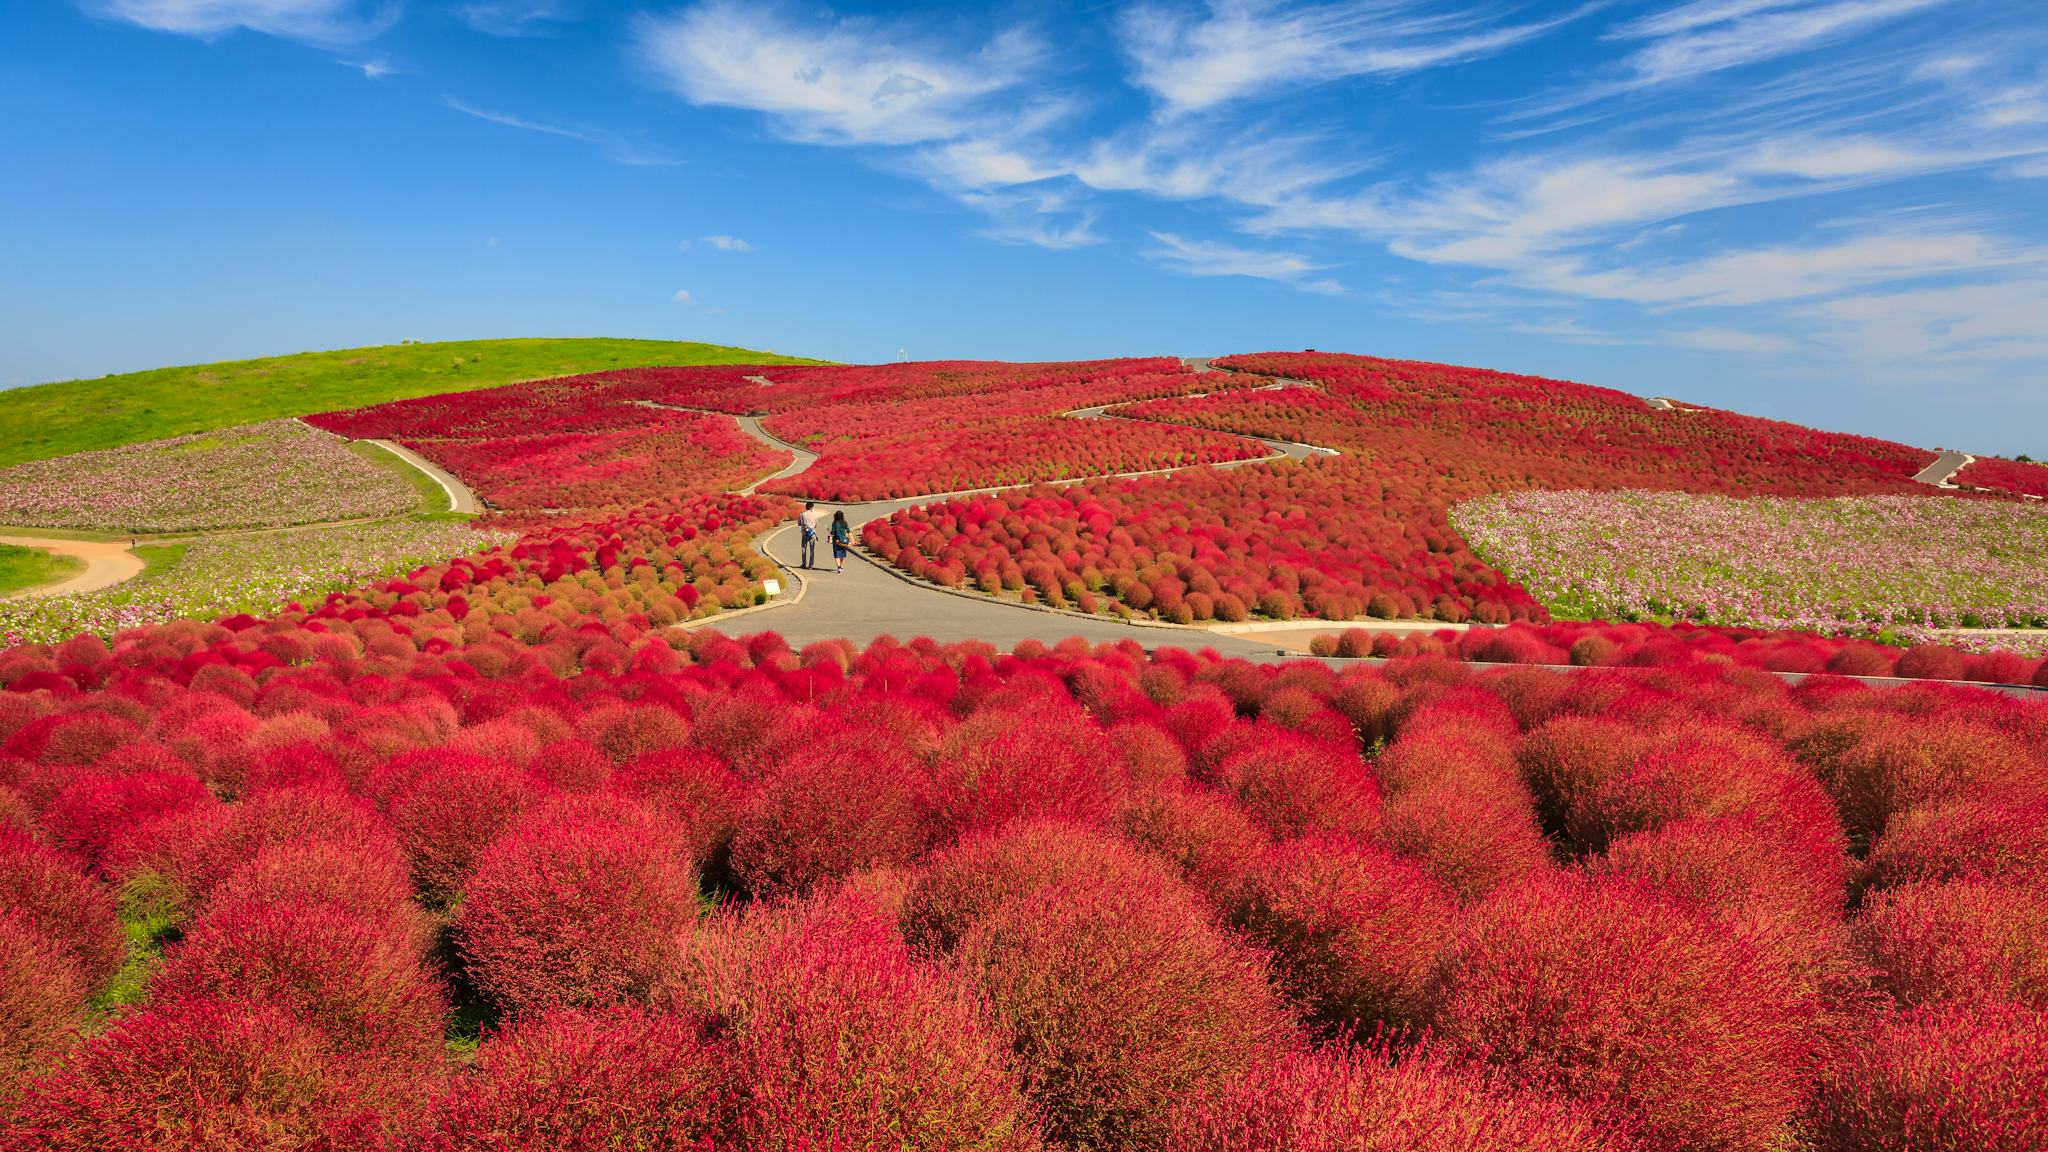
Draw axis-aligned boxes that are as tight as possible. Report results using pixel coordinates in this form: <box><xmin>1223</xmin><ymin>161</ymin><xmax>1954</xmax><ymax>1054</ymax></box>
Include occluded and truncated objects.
<box><xmin>0</xmin><ymin>535</ymin><xmax>146</xmax><ymax>599</ymax></box>
<box><xmin>1913</xmin><ymin>450</ymin><xmax>1974</xmax><ymax>489</ymax></box>
<box><xmin>365</xmin><ymin>440</ymin><xmax>481</xmax><ymax>513</ymax></box>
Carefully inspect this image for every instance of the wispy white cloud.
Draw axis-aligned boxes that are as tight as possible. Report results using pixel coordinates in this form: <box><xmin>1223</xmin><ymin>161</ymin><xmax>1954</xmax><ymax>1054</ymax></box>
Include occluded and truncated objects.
<box><xmin>637</xmin><ymin>2</ymin><xmax>1043</xmax><ymax>147</ymax></box>
<box><xmin>671</xmin><ymin>289</ymin><xmax>694</xmax><ymax>305</ymax></box>
<box><xmin>1671</xmin><ymin>325</ymin><xmax>1799</xmax><ymax>354</ymax></box>
<box><xmin>444</xmin><ymin>97</ymin><xmax>682</xmax><ymax>166</ymax></box>
<box><xmin>702</xmin><ymin>235</ymin><xmax>753</xmax><ymax>251</ymax></box>
<box><xmin>1801</xmin><ymin>276</ymin><xmax>2048</xmax><ymax>364</ymax></box>
<box><xmin>78</xmin><ymin>0</ymin><xmax>396</xmax><ymax>47</ymax></box>
<box><xmin>1610</xmin><ymin>0</ymin><xmax>1950</xmax><ymax>87</ymax></box>
<box><xmin>1145</xmin><ymin>231</ymin><xmax>1344</xmax><ymax>293</ymax></box>
<box><xmin>456</xmin><ymin>0</ymin><xmax>578</xmax><ymax>37</ymax></box>
<box><xmin>1118</xmin><ymin>0</ymin><xmax>1573</xmax><ymax>115</ymax></box>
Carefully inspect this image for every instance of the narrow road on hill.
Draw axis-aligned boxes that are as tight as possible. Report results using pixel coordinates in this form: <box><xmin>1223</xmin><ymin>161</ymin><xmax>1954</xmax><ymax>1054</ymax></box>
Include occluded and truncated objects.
<box><xmin>679</xmin><ymin>360</ymin><xmax>1343</xmax><ymax>653</ymax></box>
<box><xmin>0</xmin><ymin>535</ymin><xmax>146</xmax><ymax>599</ymax></box>
<box><xmin>1913</xmin><ymin>450</ymin><xmax>1974</xmax><ymax>488</ymax></box>
<box><xmin>364</xmin><ymin>439</ymin><xmax>481</xmax><ymax>513</ymax></box>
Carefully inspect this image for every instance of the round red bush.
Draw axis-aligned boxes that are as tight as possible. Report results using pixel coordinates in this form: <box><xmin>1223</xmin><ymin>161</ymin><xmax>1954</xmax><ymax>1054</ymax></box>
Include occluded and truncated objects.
<box><xmin>1380</xmin><ymin>783</ymin><xmax>1555</xmax><ymax>902</ymax></box>
<box><xmin>1854</xmin><ymin>879</ymin><xmax>2048</xmax><ymax>1009</ymax></box>
<box><xmin>3</xmin><ymin>999</ymin><xmax>399</xmax><ymax>1151</ymax></box>
<box><xmin>208</xmin><ymin>840</ymin><xmax>432</xmax><ymax>947</ymax></box>
<box><xmin>1230</xmin><ymin>834</ymin><xmax>1455</xmax><ymax>1032</ymax></box>
<box><xmin>1809</xmin><ymin>1002</ymin><xmax>2048</xmax><ymax>1152</ymax></box>
<box><xmin>682</xmin><ymin>889</ymin><xmax>1040</xmax><ymax>1150</ymax></box>
<box><xmin>1168</xmin><ymin>1044</ymin><xmax>1643</xmax><ymax>1152</ymax></box>
<box><xmin>419</xmin><ymin>1006</ymin><xmax>738</xmax><ymax>1152</ymax></box>
<box><xmin>0</xmin><ymin>914</ymin><xmax>87</xmax><ymax>1104</ymax></box>
<box><xmin>727</xmin><ymin>735</ymin><xmax>933</xmax><ymax>898</ymax></box>
<box><xmin>1863</xmin><ymin>798</ymin><xmax>2048</xmax><ymax>890</ymax></box>
<box><xmin>910</xmin><ymin>823</ymin><xmax>1296</xmax><ymax>1149</ymax></box>
<box><xmin>929</xmin><ymin>701</ymin><xmax>1125</xmax><ymax>840</ymax></box>
<box><xmin>1429</xmin><ymin>873</ymin><xmax>1824</xmax><ymax>1152</ymax></box>
<box><xmin>40</xmin><ymin>768</ymin><xmax>214</xmax><ymax>876</ymax></box>
<box><xmin>1115</xmin><ymin>784</ymin><xmax>1272</xmax><ymax>906</ymax></box>
<box><xmin>1213</xmin><ymin>729</ymin><xmax>1381</xmax><ymax>842</ymax></box>
<box><xmin>456</xmin><ymin>809</ymin><xmax>699</xmax><ymax>1015</ymax></box>
<box><xmin>152</xmin><ymin>898</ymin><xmax>448</xmax><ymax>1070</ymax></box>
<box><xmin>1811</xmin><ymin>714</ymin><xmax>2048</xmax><ymax>842</ymax></box>
<box><xmin>0</xmin><ymin>828</ymin><xmax>124</xmax><ymax>990</ymax></box>
<box><xmin>390</xmin><ymin>756</ymin><xmax>547</xmax><ymax>906</ymax></box>
<box><xmin>1893</xmin><ymin>643</ymin><xmax>1966</xmax><ymax>681</ymax></box>
<box><xmin>1514</xmin><ymin>715</ymin><xmax>1649</xmax><ymax>839</ymax></box>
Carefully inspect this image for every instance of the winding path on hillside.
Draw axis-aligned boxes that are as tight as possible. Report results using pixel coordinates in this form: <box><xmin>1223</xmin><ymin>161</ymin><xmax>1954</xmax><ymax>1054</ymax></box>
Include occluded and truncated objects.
<box><xmin>0</xmin><ymin>535</ymin><xmax>146</xmax><ymax>600</ymax></box>
<box><xmin>674</xmin><ymin>360</ymin><xmax>1361</xmax><ymax>655</ymax></box>
<box><xmin>1913</xmin><ymin>449</ymin><xmax>1975</xmax><ymax>489</ymax></box>
<box><xmin>364</xmin><ymin>439</ymin><xmax>480</xmax><ymax>513</ymax></box>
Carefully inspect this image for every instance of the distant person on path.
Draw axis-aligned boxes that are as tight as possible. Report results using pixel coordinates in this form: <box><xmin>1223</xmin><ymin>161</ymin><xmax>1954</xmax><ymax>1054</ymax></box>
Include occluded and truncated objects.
<box><xmin>798</xmin><ymin>501</ymin><xmax>821</xmax><ymax>569</ymax></box>
<box><xmin>830</xmin><ymin>511</ymin><xmax>851</xmax><ymax>574</ymax></box>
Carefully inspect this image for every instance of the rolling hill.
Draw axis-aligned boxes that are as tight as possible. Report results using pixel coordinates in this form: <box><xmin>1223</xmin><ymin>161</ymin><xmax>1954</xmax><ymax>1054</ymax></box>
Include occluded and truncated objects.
<box><xmin>0</xmin><ymin>337</ymin><xmax>824</xmax><ymax>469</ymax></box>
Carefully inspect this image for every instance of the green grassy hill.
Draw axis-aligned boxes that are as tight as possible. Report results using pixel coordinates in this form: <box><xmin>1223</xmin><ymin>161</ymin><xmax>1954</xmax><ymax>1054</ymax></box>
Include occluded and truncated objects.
<box><xmin>0</xmin><ymin>337</ymin><xmax>825</xmax><ymax>469</ymax></box>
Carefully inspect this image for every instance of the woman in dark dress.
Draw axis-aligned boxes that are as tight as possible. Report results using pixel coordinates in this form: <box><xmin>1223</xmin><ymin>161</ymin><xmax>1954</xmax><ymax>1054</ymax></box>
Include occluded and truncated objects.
<box><xmin>830</xmin><ymin>511</ymin><xmax>851</xmax><ymax>573</ymax></box>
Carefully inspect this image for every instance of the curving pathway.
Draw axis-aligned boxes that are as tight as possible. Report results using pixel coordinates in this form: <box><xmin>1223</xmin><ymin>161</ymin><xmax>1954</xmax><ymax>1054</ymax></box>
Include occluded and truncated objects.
<box><xmin>364</xmin><ymin>439</ymin><xmax>480</xmax><ymax>513</ymax></box>
<box><xmin>679</xmin><ymin>362</ymin><xmax>1344</xmax><ymax>655</ymax></box>
<box><xmin>1913</xmin><ymin>449</ymin><xmax>1974</xmax><ymax>489</ymax></box>
<box><xmin>0</xmin><ymin>535</ymin><xmax>146</xmax><ymax>600</ymax></box>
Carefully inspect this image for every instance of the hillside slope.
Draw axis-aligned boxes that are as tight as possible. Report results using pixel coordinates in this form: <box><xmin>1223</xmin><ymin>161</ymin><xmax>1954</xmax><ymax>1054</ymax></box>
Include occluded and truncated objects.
<box><xmin>0</xmin><ymin>337</ymin><xmax>825</xmax><ymax>469</ymax></box>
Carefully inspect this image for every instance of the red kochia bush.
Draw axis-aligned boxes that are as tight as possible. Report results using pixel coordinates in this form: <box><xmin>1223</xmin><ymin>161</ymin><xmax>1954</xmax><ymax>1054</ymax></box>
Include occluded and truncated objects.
<box><xmin>929</xmin><ymin>700</ymin><xmax>1125</xmax><ymax>840</ymax></box>
<box><xmin>1807</xmin><ymin>714</ymin><xmax>2048</xmax><ymax>841</ymax></box>
<box><xmin>1168</xmin><ymin>1045</ymin><xmax>1643</xmax><ymax>1152</ymax></box>
<box><xmin>1211</xmin><ymin>729</ymin><xmax>1381</xmax><ymax>842</ymax></box>
<box><xmin>1230</xmin><ymin>834</ymin><xmax>1456</xmax><ymax>1033</ymax></box>
<box><xmin>908</xmin><ymin>822</ymin><xmax>1296</xmax><ymax>1150</ymax></box>
<box><xmin>456</xmin><ymin>807</ymin><xmax>699</xmax><ymax>1015</ymax></box>
<box><xmin>2</xmin><ymin>999</ymin><xmax>394</xmax><ymax>1151</ymax></box>
<box><xmin>1429</xmin><ymin>874</ymin><xmax>1821</xmax><ymax>1152</ymax></box>
<box><xmin>151</xmin><ymin>898</ymin><xmax>449</xmax><ymax>1070</ymax></box>
<box><xmin>1810</xmin><ymin>1002</ymin><xmax>2048</xmax><ymax>1152</ymax></box>
<box><xmin>0</xmin><ymin>915</ymin><xmax>87</xmax><ymax>1103</ymax></box>
<box><xmin>389</xmin><ymin>756</ymin><xmax>547</xmax><ymax>905</ymax></box>
<box><xmin>420</xmin><ymin>1006</ymin><xmax>738</xmax><ymax>1152</ymax></box>
<box><xmin>0</xmin><ymin>828</ymin><xmax>124</xmax><ymax>990</ymax></box>
<box><xmin>1115</xmin><ymin>783</ymin><xmax>1272</xmax><ymax>905</ymax></box>
<box><xmin>208</xmin><ymin>841</ymin><xmax>433</xmax><ymax>949</ymax></box>
<box><xmin>727</xmin><ymin>730</ymin><xmax>934</xmax><ymax>898</ymax></box>
<box><xmin>40</xmin><ymin>768</ymin><xmax>214</xmax><ymax>875</ymax></box>
<box><xmin>1854</xmin><ymin>879</ymin><xmax>2048</xmax><ymax>1009</ymax></box>
<box><xmin>1862</xmin><ymin>798</ymin><xmax>2048</xmax><ymax>890</ymax></box>
<box><xmin>682</xmin><ymin>888</ymin><xmax>1040</xmax><ymax>1150</ymax></box>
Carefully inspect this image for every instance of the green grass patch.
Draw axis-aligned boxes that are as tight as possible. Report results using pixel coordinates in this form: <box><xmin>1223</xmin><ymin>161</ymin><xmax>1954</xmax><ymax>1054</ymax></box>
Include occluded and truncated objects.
<box><xmin>0</xmin><ymin>337</ymin><xmax>828</xmax><ymax>469</ymax></box>
<box><xmin>349</xmin><ymin>439</ymin><xmax>449</xmax><ymax>514</ymax></box>
<box><xmin>90</xmin><ymin>873</ymin><xmax>184</xmax><ymax>1019</ymax></box>
<box><xmin>130</xmin><ymin>542</ymin><xmax>188</xmax><ymax>581</ymax></box>
<box><xmin>0</xmin><ymin>543</ymin><xmax>83</xmax><ymax>595</ymax></box>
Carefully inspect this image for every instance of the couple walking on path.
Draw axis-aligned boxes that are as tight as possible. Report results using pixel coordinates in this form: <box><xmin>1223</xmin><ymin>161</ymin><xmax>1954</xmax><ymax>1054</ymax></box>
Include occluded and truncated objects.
<box><xmin>798</xmin><ymin>501</ymin><xmax>851</xmax><ymax>573</ymax></box>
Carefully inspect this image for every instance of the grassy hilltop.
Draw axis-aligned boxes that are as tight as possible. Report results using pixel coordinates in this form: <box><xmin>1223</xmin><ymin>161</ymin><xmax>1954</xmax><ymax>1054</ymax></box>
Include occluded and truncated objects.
<box><xmin>0</xmin><ymin>337</ymin><xmax>824</xmax><ymax>469</ymax></box>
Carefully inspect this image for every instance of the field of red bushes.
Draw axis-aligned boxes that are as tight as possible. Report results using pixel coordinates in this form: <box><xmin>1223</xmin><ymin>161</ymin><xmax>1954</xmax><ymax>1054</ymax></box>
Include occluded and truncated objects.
<box><xmin>307</xmin><ymin>374</ymin><xmax>789</xmax><ymax>513</ymax></box>
<box><xmin>2</xmin><ymin>615</ymin><xmax>2044</xmax><ymax>1149</ymax></box>
<box><xmin>1955</xmin><ymin>455</ymin><xmax>2048</xmax><ymax>499</ymax></box>
<box><xmin>863</xmin><ymin>351</ymin><xmax>2004</xmax><ymax>627</ymax></box>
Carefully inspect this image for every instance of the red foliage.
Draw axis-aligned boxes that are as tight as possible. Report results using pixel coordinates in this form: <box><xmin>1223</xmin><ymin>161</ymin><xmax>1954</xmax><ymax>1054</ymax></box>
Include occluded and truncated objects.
<box><xmin>1211</xmin><ymin>728</ymin><xmax>1381</xmax><ymax>843</ymax></box>
<box><xmin>1864</xmin><ymin>798</ymin><xmax>2048</xmax><ymax>890</ymax></box>
<box><xmin>1429</xmin><ymin>873</ymin><xmax>1826</xmax><ymax>1152</ymax></box>
<box><xmin>1168</xmin><ymin>1044</ymin><xmax>1643</xmax><ymax>1152</ymax></box>
<box><xmin>1854</xmin><ymin>879</ymin><xmax>2048</xmax><ymax>1009</ymax></box>
<box><xmin>728</xmin><ymin>726</ymin><xmax>934</xmax><ymax>898</ymax></box>
<box><xmin>928</xmin><ymin>699</ymin><xmax>1126</xmax><ymax>840</ymax></box>
<box><xmin>1953</xmin><ymin>453</ymin><xmax>2048</xmax><ymax>498</ymax></box>
<box><xmin>0</xmin><ymin>828</ymin><xmax>124</xmax><ymax>990</ymax></box>
<box><xmin>0</xmin><ymin>915</ymin><xmax>87</xmax><ymax>1104</ymax></box>
<box><xmin>1230</xmin><ymin>834</ymin><xmax>1455</xmax><ymax>1032</ymax></box>
<box><xmin>1810</xmin><ymin>1002</ymin><xmax>2048</xmax><ymax>1152</ymax></box>
<box><xmin>389</xmin><ymin>754</ymin><xmax>547</xmax><ymax>905</ymax></box>
<box><xmin>151</xmin><ymin>897</ymin><xmax>448</xmax><ymax>1071</ymax></box>
<box><xmin>3</xmin><ymin>999</ymin><xmax>403</xmax><ymax>1151</ymax></box>
<box><xmin>679</xmin><ymin>888</ymin><xmax>1041</xmax><ymax>1150</ymax></box>
<box><xmin>456</xmin><ymin>806</ymin><xmax>699</xmax><ymax>1014</ymax></box>
<box><xmin>907</xmin><ymin>821</ymin><xmax>1296</xmax><ymax>1149</ymax></box>
<box><xmin>419</xmin><ymin>1006</ymin><xmax>737</xmax><ymax>1152</ymax></box>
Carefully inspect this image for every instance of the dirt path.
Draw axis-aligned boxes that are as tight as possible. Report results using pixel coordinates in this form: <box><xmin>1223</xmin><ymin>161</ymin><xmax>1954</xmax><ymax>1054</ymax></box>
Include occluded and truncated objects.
<box><xmin>1913</xmin><ymin>450</ymin><xmax>1974</xmax><ymax>488</ymax></box>
<box><xmin>0</xmin><ymin>535</ymin><xmax>146</xmax><ymax>599</ymax></box>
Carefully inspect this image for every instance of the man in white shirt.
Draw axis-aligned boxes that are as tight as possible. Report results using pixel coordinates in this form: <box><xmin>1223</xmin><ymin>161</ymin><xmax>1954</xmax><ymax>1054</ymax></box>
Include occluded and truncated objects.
<box><xmin>798</xmin><ymin>502</ymin><xmax>822</xmax><ymax>569</ymax></box>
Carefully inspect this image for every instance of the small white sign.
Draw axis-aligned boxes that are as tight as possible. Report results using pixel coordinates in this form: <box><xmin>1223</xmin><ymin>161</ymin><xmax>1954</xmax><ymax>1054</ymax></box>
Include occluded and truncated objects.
<box><xmin>762</xmin><ymin>579</ymin><xmax>782</xmax><ymax>597</ymax></box>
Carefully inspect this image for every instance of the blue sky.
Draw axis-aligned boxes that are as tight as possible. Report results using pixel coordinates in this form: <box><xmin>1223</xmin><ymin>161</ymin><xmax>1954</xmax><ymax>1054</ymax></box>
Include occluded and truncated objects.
<box><xmin>3</xmin><ymin>0</ymin><xmax>2045</xmax><ymax>453</ymax></box>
